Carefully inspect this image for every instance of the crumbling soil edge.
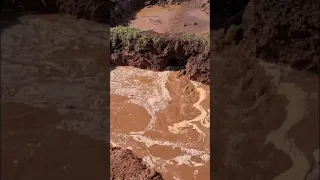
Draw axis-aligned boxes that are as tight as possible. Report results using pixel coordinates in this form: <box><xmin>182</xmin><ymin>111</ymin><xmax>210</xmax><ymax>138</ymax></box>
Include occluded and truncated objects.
<box><xmin>111</xmin><ymin>26</ymin><xmax>210</xmax><ymax>84</ymax></box>
<box><xmin>110</xmin><ymin>147</ymin><xmax>163</xmax><ymax>179</ymax></box>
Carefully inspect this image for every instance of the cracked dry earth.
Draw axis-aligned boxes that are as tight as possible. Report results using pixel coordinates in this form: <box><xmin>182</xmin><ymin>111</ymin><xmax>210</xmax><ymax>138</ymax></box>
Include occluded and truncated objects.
<box><xmin>1</xmin><ymin>14</ymin><xmax>110</xmax><ymax>180</ymax></box>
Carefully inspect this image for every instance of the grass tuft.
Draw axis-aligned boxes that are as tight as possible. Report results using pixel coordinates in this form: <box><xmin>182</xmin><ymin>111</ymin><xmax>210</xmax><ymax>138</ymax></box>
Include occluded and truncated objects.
<box><xmin>111</xmin><ymin>26</ymin><xmax>210</xmax><ymax>53</ymax></box>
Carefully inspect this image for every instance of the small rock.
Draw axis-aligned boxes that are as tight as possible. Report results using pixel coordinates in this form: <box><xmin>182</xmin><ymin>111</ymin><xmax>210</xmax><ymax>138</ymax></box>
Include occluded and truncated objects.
<box><xmin>193</xmin><ymin>22</ymin><xmax>198</xmax><ymax>25</ymax></box>
<box><xmin>183</xmin><ymin>24</ymin><xmax>187</xmax><ymax>27</ymax></box>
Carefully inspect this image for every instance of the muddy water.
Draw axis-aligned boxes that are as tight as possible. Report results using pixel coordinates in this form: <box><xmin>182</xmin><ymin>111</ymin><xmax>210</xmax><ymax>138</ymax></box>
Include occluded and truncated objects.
<box><xmin>1</xmin><ymin>14</ymin><xmax>109</xmax><ymax>179</ymax></box>
<box><xmin>130</xmin><ymin>4</ymin><xmax>210</xmax><ymax>34</ymax></box>
<box><xmin>261</xmin><ymin>62</ymin><xmax>319</xmax><ymax>180</ymax></box>
<box><xmin>110</xmin><ymin>66</ymin><xmax>210</xmax><ymax>179</ymax></box>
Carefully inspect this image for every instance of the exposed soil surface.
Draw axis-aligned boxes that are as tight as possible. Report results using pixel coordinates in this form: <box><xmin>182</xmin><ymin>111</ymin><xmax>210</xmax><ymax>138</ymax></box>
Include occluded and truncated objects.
<box><xmin>110</xmin><ymin>147</ymin><xmax>163</xmax><ymax>179</ymax></box>
<box><xmin>212</xmin><ymin>0</ymin><xmax>319</xmax><ymax>72</ymax></box>
<box><xmin>243</xmin><ymin>0</ymin><xmax>319</xmax><ymax>72</ymax></box>
<box><xmin>111</xmin><ymin>27</ymin><xmax>210</xmax><ymax>84</ymax></box>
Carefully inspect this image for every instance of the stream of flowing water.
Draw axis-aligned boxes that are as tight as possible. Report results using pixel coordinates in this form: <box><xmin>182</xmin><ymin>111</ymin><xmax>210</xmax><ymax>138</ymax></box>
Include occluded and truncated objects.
<box><xmin>110</xmin><ymin>66</ymin><xmax>210</xmax><ymax>179</ymax></box>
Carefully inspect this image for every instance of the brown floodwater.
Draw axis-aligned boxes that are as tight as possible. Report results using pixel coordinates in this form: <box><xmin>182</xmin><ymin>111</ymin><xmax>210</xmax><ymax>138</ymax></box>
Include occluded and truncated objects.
<box><xmin>110</xmin><ymin>66</ymin><xmax>210</xmax><ymax>179</ymax></box>
<box><xmin>130</xmin><ymin>4</ymin><xmax>210</xmax><ymax>34</ymax></box>
<box><xmin>1</xmin><ymin>14</ymin><xmax>109</xmax><ymax>179</ymax></box>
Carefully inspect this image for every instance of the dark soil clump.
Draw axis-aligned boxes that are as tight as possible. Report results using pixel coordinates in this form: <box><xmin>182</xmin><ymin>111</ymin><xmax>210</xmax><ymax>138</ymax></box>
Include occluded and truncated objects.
<box><xmin>110</xmin><ymin>147</ymin><xmax>163</xmax><ymax>180</ymax></box>
<box><xmin>242</xmin><ymin>0</ymin><xmax>320</xmax><ymax>72</ymax></box>
<box><xmin>111</xmin><ymin>26</ymin><xmax>210</xmax><ymax>84</ymax></box>
<box><xmin>214</xmin><ymin>0</ymin><xmax>320</xmax><ymax>72</ymax></box>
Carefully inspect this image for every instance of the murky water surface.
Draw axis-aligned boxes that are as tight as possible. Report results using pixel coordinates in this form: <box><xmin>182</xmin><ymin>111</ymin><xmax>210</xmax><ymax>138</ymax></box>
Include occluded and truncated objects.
<box><xmin>261</xmin><ymin>62</ymin><xmax>319</xmax><ymax>180</ymax></box>
<box><xmin>110</xmin><ymin>66</ymin><xmax>210</xmax><ymax>179</ymax></box>
<box><xmin>130</xmin><ymin>4</ymin><xmax>210</xmax><ymax>34</ymax></box>
<box><xmin>1</xmin><ymin>14</ymin><xmax>109</xmax><ymax>180</ymax></box>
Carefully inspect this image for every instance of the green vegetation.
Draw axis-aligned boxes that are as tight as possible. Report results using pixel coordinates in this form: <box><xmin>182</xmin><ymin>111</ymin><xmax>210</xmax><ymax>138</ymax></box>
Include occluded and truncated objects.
<box><xmin>111</xmin><ymin>26</ymin><xmax>210</xmax><ymax>54</ymax></box>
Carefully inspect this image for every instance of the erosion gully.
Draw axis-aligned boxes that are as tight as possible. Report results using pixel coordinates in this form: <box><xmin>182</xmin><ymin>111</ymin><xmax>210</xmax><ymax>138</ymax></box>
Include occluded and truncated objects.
<box><xmin>111</xmin><ymin>3</ymin><xmax>211</xmax><ymax>179</ymax></box>
<box><xmin>1</xmin><ymin>2</ymin><xmax>318</xmax><ymax>180</ymax></box>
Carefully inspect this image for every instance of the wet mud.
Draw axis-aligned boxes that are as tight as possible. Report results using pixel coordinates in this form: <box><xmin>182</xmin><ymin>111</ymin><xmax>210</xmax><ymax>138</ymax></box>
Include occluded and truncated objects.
<box><xmin>130</xmin><ymin>4</ymin><xmax>210</xmax><ymax>34</ymax></box>
<box><xmin>110</xmin><ymin>0</ymin><xmax>209</xmax><ymax>27</ymax></box>
<box><xmin>211</xmin><ymin>51</ymin><xmax>319</xmax><ymax>179</ymax></box>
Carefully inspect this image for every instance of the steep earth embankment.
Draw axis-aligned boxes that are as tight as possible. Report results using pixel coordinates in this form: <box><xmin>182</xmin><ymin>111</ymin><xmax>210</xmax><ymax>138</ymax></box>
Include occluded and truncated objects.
<box><xmin>111</xmin><ymin>26</ymin><xmax>210</xmax><ymax>84</ymax></box>
<box><xmin>212</xmin><ymin>0</ymin><xmax>319</xmax><ymax>72</ymax></box>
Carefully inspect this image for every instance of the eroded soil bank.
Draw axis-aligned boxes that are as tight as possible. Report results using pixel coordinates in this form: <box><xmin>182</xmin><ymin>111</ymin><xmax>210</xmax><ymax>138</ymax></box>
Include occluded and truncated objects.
<box><xmin>212</xmin><ymin>0</ymin><xmax>319</xmax><ymax>72</ymax></box>
<box><xmin>111</xmin><ymin>26</ymin><xmax>210</xmax><ymax>84</ymax></box>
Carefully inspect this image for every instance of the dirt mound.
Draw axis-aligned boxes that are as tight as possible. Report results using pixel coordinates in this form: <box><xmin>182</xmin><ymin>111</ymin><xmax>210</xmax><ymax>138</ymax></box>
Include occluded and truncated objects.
<box><xmin>243</xmin><ymin>0</ymin><xmax>319</xmax><ymax>72</ymax></box>
<box><xmin>111</xmin><ymin>26</ymin><xmax>210</xmax><ymax>84</ymax></box>
<box><xmin>211</xmin><ymin>0</ymin><xmax>319</xmax><ymax>73</ymax></box>
<box><xmin>110</xmin><ymin>147</ymin><xmax>163</xmax><ymax>180</ymax></box>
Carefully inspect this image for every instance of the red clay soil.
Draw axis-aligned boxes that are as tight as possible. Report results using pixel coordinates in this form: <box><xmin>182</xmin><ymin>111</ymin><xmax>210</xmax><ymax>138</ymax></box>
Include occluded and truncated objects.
<box><xmin>110</xmin><ymin>147</ymin><xmax>163</xmax><ymax>180</ymax></box>
<box><xmin>111</xmin><ymin>29</ymin><xmax>210</xmax><ymax>84</ymax></box>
